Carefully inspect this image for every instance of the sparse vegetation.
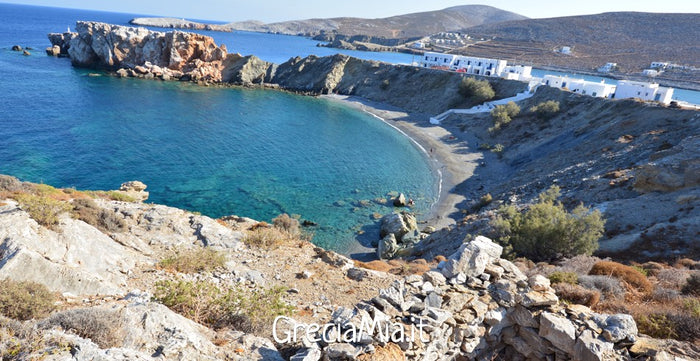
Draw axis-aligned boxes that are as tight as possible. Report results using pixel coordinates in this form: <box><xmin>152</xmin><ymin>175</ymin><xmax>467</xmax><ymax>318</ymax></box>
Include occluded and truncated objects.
<box><xmin>458</xmin><ymin>77</ymin><xmax>495</xmax><ymax>103</ymax></box>
<box><xmin>0</xmin><ymin>279</ymin><xmax>56</xmax><ymax>321</ymax></box>
<box><xmin>380</xmin><ymin>79</ymin><xmax>390</xmax><ymax>90</ymax></box>
<box><xmin>553</xmin><ymin>283</ymin><xmax>600</xmax><ymax>307</ymax></box>
<box><xmin>244</xmin><ymin>214</ymin><xmax>308</xmax><ymax>249</ymax></box>
<box><xmin>681</xmin><ymin>273</ymin><xmax>700</xmax><ymax>296</ymax></box>
<box><xmin>491</xmin><ymin>185</ymin><xmax>605</xmax><ymax>262</ymax></box>
<box><xmin>491</xmin><ymin>143</ymin><xmax>504</xmax><ymax>157</ymax></box>
<box><xmin>589</xmin><ymin>261</ymin><xmax>653</xmax><ymax>293</ymax></box>
<box><xmin>548</xmin><ymin>271</ymin><xmax>578</xmax><ymax>285</ymax></box>
<box><xmin>530</xmin><ymin>100</ymin><xmax>560</xmax><ymax>119</ymax></box>
<box><xmin>159</xmin><ymin>247</ymin><xmax>227</xmax><ymax>274</ymax></box>
<box><xmin>272</xmin><ymin>213</ymin><xmax>301</xmax><ymax>237</ymax></box>
<box><xmin>40</xmin><ymin>308</ymin><xmax>124</xmax><ymax>348</ymax></box>
<box><xmin>71</xmin><ymin>198</ymin><xmax>127</xmax><ymax>233</ymax></box>
<box><xmin>86</xmin><ymin>190</ymin><xmax>137</xmax><ymax>202</ymax></box>
<box><xmin>153</xmin><ymin>280</ymin><xmax>293</xmax><ymax>335</ymax></box>
<box><xmin>14</xmin><ymin>193</ymin><xmax>72</xmax><ymax>229</ymax></box>
<box><xmin>489</xmin><ymin>101</ymin><xmax>520</xmax><ymax>131</ymax></box>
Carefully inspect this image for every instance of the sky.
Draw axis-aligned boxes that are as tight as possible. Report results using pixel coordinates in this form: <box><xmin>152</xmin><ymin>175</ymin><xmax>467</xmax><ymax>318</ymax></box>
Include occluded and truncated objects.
<box><xmin>2</xmin><ymin>0</ymin><xmax>698</xmax><ymax>23</ymax></box>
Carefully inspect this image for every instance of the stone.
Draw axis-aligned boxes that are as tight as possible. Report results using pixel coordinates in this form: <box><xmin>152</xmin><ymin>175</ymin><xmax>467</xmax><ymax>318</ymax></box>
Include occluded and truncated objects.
<box><xmin>324</xmin><ymin>343</ymin><xmax>358</xmax><ymax>359</ymax></box>
<box><xmin>575</xmin><ymin>330</ymin><xmax>614</xmax><ymax>361</ymax></box>
<box><xmin>347</xmin><ymin>267</ymin><xmax>369</xmax><ymax>281</ymax></box>
<box><xmin>425</xmin><ymin>292</ymin><xmax>442</xmax><ymax>309</ymax></box>
<box><xmin>379</xmin><ymin>211</ymin><xmax>418</xmax><ymax>240</ymax></box>
<box><xmin>46</xmin><ymin>44</ymin><xmax>61</xmax><ymax>56</ymax></box>
<box><xmin>377</xmin><ymin>233</ymin><xmax>399</xmax><ymax>260</ymax></box>
<box><xmin>423</xmin><ymin>271</ymin><xmax>447</xmax><ymax>286</ymax></box>
<box><xmin>379</xmin><ymin>285</ymin><xmax>404</xmax><ymax>309</ymax></box>
<box><xmin>508</xmin><ymin>305</ymin><xmax>539</xmax><ymax>328</ymax></box>
<box><xmin>393</xmin><ymin>193</ymin><xmax>407</xmax><ymax>207</ymax></box>
<box><xmin>290</xmin><ymin>347</ymin><xmax>321</xmax><ymax>361</ymax></box>
<box><xmin>539</xmin><ymin>312</ymin><xmax>576</xmax><ymax>354</ymax></box>
<box><xmin>442</xmin><ymin>236</ymin><xmax>502</xmax><ymax>279</ymax></box>
<box><xmin>528</xmin><ymin>275</ymin><xmax>551</xmax><ymax>292</ymax></box>
<box><xmin>602</xmin><ymin>314</ymin><xmax>638</xmax><ymax>343</ymax></box>
<box><xmin>331</xmin><ymin>307</ymin><xmax>356</xmax><ymax>326</ymax></box>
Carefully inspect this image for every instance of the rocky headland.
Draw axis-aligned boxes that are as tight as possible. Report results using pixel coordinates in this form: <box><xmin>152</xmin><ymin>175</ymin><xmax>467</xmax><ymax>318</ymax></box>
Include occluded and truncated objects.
<box><xmin>5</xmin><ymin>20</ymin><xmax>694</xmax><ymax>359</ymax></box>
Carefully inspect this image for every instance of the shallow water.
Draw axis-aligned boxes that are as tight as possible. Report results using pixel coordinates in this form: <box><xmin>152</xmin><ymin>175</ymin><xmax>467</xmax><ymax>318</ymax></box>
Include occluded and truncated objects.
<box><xmin>0</xmin><ymin>4</ymin><xmax>437</xmax><ymax>254</ymax></box>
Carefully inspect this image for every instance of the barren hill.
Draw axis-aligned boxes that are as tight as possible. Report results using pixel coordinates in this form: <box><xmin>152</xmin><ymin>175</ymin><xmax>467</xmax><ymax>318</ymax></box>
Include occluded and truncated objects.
<box><xmin>132</xmin><ymin>5</ymin><xmax>526</xmax><ymax>39</ymax></box>
<box><xmin>456</xmin><ymin>12</ymin><xmax>700</xmax><ymax>72</ymax></box>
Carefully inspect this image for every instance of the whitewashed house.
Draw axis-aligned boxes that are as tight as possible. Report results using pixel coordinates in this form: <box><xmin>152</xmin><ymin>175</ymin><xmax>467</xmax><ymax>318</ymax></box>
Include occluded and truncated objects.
<box><xmin>615</xmin><ymin>81</ymin><xmax>674</xmax><ymax>104</ymax></box>
<box><xmin>542</xmin><ymin>75</ymin><xmax>616</xmax><ymax>98</ymax></box>
<box><xmin>560</xmin><ymin>46</ymin><xmax>572</xmax><ymax>54</ymax></box>
<box><xmin>502</xmin><ymin>65</ymin><xmax>533</xmax><ymax>81</ymax></box>
<box><xmin>418</xmin><ymin>52</ymin><xmax>509</xmax><ymax>77</ymax></box>
<box><xmin>642</xmin><ymin>69</ymin><xmax>661</xmax><ymax>77</ymax></box>
<box><xmin>650</xmin><ymin>62</ymin><xmax>669</xmax><ymax>69</ymax></box>
<box><xmin>597</xmin><ymin>63</ymin><xmax>617</xmax><ymax>73</ymax></box>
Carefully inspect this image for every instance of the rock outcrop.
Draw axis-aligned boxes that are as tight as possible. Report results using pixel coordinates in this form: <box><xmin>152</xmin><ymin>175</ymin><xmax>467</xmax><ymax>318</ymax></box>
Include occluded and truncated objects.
<box><xmin>51</xmin><ymin>21</ymin><xmax>229</xmax><ymax>82</ymax></box>
<box><xmin>377</xmin><ymin>212</ymin><xmax>426</xmax><ymax>259</ymax></box>
<box><xmin>290</xmin><ymin>236</ymin><xmax>639</xmax><ymax>360</ymax></box>
<box><xmin>634</xmin><ymin>135</ymin><xmax>700</xmax><ymax>193</ymax></box>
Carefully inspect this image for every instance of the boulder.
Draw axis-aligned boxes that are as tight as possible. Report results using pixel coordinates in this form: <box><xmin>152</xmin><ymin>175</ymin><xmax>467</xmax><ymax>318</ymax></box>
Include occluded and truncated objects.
<box><xmin>45</xmin><ymin>44</ymin><xmax>61</xmax><ymax>56</ymax></box>
<box><xmin>441</xmin><ymin>236</ymin><xmax>502</xmax><ymax>278</ymax></box>
<box><xmin>539</xmin><ymin>312</ymin><xmax>576</xmax><ymax>354</ymax></box>
<box><xmin>379</xmin><ymin>211</ymin><xmax>417</xmax><ymax>240</ymax></box>
<box><xmin>634</xmin><ymin>136</ymin><xmax>700</xmax><ymax>193</ymax></box>
<box><xmin>117</xmin><ymin>180</ymin><xmax>149</xmax><ymax>202</ymax></box>
<box><xmin>377</xmin><ymin>234</ymin><xmax>399</xmax><ymax>259</ymax></box>
<box><xmin>393</xmin><ymin>193</ymin><xmax>406</xmax><ymax>207</ymax></box>
<box><xmin>601</xmin><ymin>314</ymin><xmax>638</xmax><ymax>343</ymax></box>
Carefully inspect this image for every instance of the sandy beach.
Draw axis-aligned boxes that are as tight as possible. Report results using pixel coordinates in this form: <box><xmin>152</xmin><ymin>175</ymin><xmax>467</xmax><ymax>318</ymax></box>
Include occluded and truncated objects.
<box><xmin>322</xmin><ymin>94</ymin><xmax>482</xmax><ymax>232</ymax></box>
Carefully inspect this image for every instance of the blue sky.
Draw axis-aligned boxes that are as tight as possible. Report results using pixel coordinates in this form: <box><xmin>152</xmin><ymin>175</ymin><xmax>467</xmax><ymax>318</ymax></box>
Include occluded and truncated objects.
<box><xmin>3</xmin><ymin>0</ymin><xmax>698</xmax><ymax>22</ymax></box>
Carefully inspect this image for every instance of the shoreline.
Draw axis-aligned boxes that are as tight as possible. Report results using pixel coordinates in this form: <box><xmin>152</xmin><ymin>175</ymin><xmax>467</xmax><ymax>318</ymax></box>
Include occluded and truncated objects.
<box><xmin>321</xmin><ymin>94</ymin><xmax>479</xmax><ymax>234</ymax></box>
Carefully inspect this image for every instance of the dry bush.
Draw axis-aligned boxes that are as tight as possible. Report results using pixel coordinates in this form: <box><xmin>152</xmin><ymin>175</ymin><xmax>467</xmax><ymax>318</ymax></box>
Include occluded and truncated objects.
<box><xmin>0</xmin><ymin>316</ymin><xmax>51</xmax><ymax>360</ymax></box>
<box><xmin>655</xmin><ymin>268</ymin><xmax>691</xmax><ymax>290</ymax></box>
<box><xmin>651</xmin><ymin>288</ymin><xmax>681</xmax><ymax>303</ymax></box>
<box><xmin>159</xmin><ymin>247</ymin><xmax>226</xmax><ymax>274</ymax></box>
<box><xmin>553</xmin><ymin>283</ymin><xmax>600</xmax><ymax>307</ymax></box>
<box><xmin>14</xmin><ymin>193</ymin><xmax>72</xmax><ymax>229</ymax></box>
<box><xmin>682</xmin><ymin>272</ymin><xmax>700</xmax><ymax>296</ymax></box>
<box><xmin>40</xmin><ymin>307</ymin><xmax>124</xmax><ymax>348</ymax></box>
<box><xmin>0</xmin><ymin>175</ymin><xmax>23</xmax><ymax>193</ymax></box>
<box><xmin>0</xmin><ymin>279</ymin><xmax>56</xmax><ymax>321</ymax></box>
<box><xmin>674</xmin><ymin>258</ymin><xmax>699</xmax><ymax>270</ymax></box>
<box><xmin>272</xmin><ymin>213</ymin><xmax>301</xmax><ymax>237</ymax></box>
<box><xmin>589</xmin><ymin>261</ymin><xmax>653</xmax><ymax>293</ymax></box>
<box><xmin>557</xmin><ymin>255</ymin><xmax>603</xmax><ymax>274</ymax></box>
<box><xmin>355</xmin><ymin>260</ymin><xmax>395</xmax><ymax>273</ymax></box>
<box><xmin>87</xmin><ymin>190</ymin><xmax>137</xmax><ymax>203</ymax></box>
<box><xmin>71</xmin><ymin>198</ymin><xmax>127</xmax><ymax>233</ymax></box>
<box><xmin>243</xmin><ymin>226</ymin><xmax>298</xmax><ymax>250</ymax></box>
<box><xmin>577</xmin><ymin>275</ymin><xmax>624</xmax><ymax>297</ymax></box>
<box><xmin>355</xmin><ymin>259</ymin><xmax>433</xmax><ymax>275</ymax></box>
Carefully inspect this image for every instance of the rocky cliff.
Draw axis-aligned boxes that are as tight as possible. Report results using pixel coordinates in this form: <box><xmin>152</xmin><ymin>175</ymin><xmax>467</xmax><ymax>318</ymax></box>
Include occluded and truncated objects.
<box><xmin>49</xmin><ymin>21</ymin><xmax>526</xmax><ymax>114</ymax></box>
<box><xmin>3</xmin><ymin>176</ymin><xmax>687</xmax><ymax>361</ymax></box>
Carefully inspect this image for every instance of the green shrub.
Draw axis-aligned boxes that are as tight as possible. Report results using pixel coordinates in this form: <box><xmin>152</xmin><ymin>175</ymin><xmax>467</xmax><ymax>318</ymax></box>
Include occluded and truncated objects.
<box><xmin>0</xmin><ymin>279</ymin><xmax>55</xmax><ymax>320</ymax></box>
<box><xmin>490</xmin><ymin>101</ymin><xmax>521</xmax><ymax>131</ymax></box>
<box><xmin>636</xmin><ymin>313</ymin><xmax>677</xmax><ymax>339</ymax></box>
<box><xmin>458</xmin><ymin>77</ymin><xmax>495</xmax><ymax>102</ymax></box>
<box><xmin>548</xmin><ymin>271</ymin><xmax>579</xmax><ymax>285</ymax></box>
<box><xmin>71</xmin><ymin>198</ymin><xmax>127</xmax><ymax>233</ymax></box>
<box><xmin>589</xmin><ymin>261</ymin><xmax>653</xmax><ymax>293</ymax></box>
<box><xmin>491</xmin><ymin>185</ymin><xmax>604</xmax><ymax>262</ymax></box>
<box><xmin>530</xmin><ymin>100</ymin><xmax>560</xmax><ymax>119</ymax></box>
<box><xmin>15</xmin><ymin>193</ymin><xmax>72</xmax><ymax>229</ymax></box>
<box><xmin>159</xmin><ymin>248</ymin><xmax>226</xmax><ymax>274</ymax></box>
<box><xmin>153</xmin><ymin>280</ymin><xmax>293</xmax><ymax>335</ymax></box>
<box><xmin>491</xmin><ymin>144</ymin><xmax>505</xmax><ymax>157</ymax></box>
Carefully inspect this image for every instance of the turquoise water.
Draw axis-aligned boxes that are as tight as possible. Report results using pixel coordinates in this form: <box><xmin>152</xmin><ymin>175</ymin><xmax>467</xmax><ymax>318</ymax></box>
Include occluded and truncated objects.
<box><xmin>0</xmin><ymin>4</ymin><xmax>436</xmax><ymax>254</ymax></box>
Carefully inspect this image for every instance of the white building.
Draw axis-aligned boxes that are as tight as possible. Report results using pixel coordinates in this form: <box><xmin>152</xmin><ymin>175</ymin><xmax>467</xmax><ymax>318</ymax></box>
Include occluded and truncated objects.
<box><xmin>542</xmin><ymin>75</ymin><xmax>616</xmax><ymax>98</ymax></box>
<box><xmin>615</xmin><ymin>81</ymin><xmax>674</xmax><ymax>104</ymax></box>
<box><xmin>597</xmin><ymin>62</ymin><xmax>617</xmax><ymax>73</ymax></box>
<box><xmin>418</xmin><ymin>52</ymin><xmax>510</xmax><ymax>77</ymax></box>
<box><xmin>502</xmin><ymin>65</ymin><xmax>533</xmax><ymax>81</ymax></box>
<box><xmin>650</xmin><ymin>62</ymin><xmax>669</xmax><ymax>69</ymax></box>
<box><xmin>642</xmin><ymin>69</ymin><xmax>661</xmax><ymax>77</ymax></box>
<box><xmin>561</xmin><ymin>46</ymin><xmax>572</xmax><ymax>54</ymax></box>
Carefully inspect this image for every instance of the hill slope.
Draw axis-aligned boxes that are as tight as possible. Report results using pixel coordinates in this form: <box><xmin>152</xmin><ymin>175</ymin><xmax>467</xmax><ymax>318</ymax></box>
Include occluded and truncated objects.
<box><xmin>226</xmin><ymin>5</ymin><xmax>527</xmax><ymax>38</ymax></box>
<box><xmin>457</xmin><ymin>12</ymin><xmax>700</xmax><ymax>71</ymax></box>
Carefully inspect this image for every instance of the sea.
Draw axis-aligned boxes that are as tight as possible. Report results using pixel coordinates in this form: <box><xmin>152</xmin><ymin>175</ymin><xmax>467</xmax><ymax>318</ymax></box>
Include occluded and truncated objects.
<box><xmin>0</xmin><ymin>3</ymin><xmax>437</xmax><ymax>255</ymax></box>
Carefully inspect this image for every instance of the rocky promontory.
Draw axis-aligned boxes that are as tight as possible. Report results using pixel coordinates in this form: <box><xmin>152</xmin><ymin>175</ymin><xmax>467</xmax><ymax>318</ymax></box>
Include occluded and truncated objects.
<box><xmin>129</xmin><ymin>17</ymin><xmax>233</xmax><ymax>32</ymax></box>
<box><xmin>48</xmin><ymin>21</ymin><xmax>526</xmax><ymax>114</ymax></box>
